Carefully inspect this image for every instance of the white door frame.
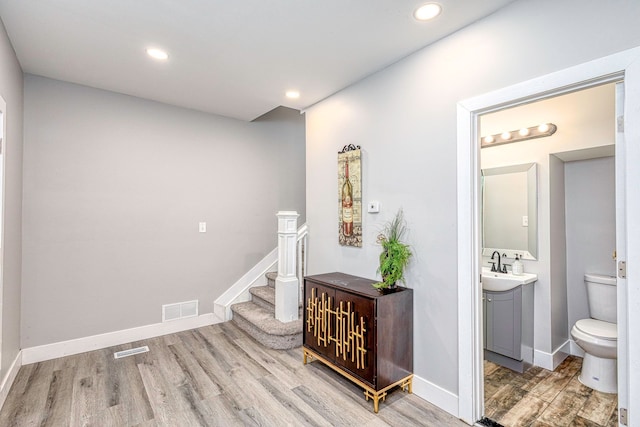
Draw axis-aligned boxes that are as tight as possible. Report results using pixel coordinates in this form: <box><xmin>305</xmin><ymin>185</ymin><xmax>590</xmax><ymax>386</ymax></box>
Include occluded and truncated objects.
<box><xmin>614</xmin><ymin>81</ymin><xmax>628</xmax><ymax>426</ymax></box>
<box><xmin>0</xmin><ymin>94</ymin><xmax>6</xmax><ymax>371</ymax></box>
<box><xmin>457</xmin><ymin>46</ymin><xmax>640</xmax><ymax>424</ymax></box>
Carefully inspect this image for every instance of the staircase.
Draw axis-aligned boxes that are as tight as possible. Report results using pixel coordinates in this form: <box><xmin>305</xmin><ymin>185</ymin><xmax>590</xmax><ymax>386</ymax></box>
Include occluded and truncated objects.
<box><xmin>230</xmin><ymin>271</ymin><xmax>303</xmax><ymax>350</ymax></box>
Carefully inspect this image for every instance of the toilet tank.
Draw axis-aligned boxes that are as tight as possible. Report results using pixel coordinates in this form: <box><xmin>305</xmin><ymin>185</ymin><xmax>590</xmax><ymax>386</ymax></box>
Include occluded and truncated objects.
<box><xmin>585</xmin><ymin>273</ymin><xmax>617</xmax><ymax>323</ymax></box>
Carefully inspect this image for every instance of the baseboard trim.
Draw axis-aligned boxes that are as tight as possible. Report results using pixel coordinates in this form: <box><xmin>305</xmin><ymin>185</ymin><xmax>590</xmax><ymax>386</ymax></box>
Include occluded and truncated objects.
<box><xmin>412</xmin><ymin>373</ymin><xmax>459</xmax><ymax>418</ymax></box>
<box><xmin>0</xmin><ymin>351</ymin><xmax>22</xmax><ymax>410</ymax></box>
<box><xmin>534</xmin><ymin>340</ymin><xmax>571</xmax><ymax>371</ymax></box>
<box><xmin>22</xmin><ymin>313</ymin><xmax>222</xmax><ymax>365</ymax></box>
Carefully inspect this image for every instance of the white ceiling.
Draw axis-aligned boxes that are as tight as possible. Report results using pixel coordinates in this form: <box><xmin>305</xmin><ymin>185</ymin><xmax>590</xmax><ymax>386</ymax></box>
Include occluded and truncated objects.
<box><xmin>0</xmin><ymin>0</ymin><xmax>517</xmax><ymax>121</ymax></box>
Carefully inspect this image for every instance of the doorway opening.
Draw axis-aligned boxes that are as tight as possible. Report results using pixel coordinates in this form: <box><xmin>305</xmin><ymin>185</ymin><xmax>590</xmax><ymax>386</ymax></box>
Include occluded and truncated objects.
<box><xmin>456</xmin><ymin>47</ymin><xmax>640</xmax><ymax>426</ymax></box>
<box><xmin>478</xmin><ymin>84</ymin><xmax>618</xmax><ymax>426</ymax></box>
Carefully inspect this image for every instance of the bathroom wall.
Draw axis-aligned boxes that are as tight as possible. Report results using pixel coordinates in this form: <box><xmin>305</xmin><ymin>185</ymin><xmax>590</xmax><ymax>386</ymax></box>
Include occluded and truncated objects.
<box><xmin>565</xmin><ymin>156</ymin><xmax>616</xmax><ymax>340</ymax></box>
<box><xmin>480</xmin><ymin>83</ymin><xmax>615</xmax><ymax>362</ymax></box>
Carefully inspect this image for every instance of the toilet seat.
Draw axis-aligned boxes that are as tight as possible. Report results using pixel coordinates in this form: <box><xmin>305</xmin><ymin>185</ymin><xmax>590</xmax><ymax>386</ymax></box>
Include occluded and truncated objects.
<box><xmin>575</xmin><ymin>319</ymin><xmax>617</xmax><ymax>340</ymax></box>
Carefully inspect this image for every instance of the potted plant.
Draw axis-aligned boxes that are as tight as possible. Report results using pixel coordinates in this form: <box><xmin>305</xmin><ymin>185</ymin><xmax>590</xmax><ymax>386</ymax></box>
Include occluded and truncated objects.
<box><xmin>373</xmin><ymin>209</ymin><xmax>412</xmax><ymax>292</ymax></box>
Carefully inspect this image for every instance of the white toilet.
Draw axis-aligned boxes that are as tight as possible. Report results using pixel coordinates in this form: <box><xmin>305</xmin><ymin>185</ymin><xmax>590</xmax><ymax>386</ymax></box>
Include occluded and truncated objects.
<box><xmin>571</xmin><ymin>273</ymin><xmax>617</xmax><ymax>394</ymax></box>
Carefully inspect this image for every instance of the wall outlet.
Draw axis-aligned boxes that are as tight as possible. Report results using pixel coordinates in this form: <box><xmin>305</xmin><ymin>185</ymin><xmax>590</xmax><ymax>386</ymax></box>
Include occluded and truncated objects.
<box><xmin>368</xmin><ymin>201</ymin><xmax>380</xmax><ymax>213</ymax></box>
<box><xmin>522</xmin><ymin>216</ymin><xmax>529</xmax><ymax>227</ymax></box>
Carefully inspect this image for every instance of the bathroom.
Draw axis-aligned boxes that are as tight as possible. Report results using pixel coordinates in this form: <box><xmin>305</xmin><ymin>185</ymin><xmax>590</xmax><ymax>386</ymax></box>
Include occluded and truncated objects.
<box><xmin>479</xmin><ymin>83</ymin><xmax>619</xmax><ymax>426</ymax></box>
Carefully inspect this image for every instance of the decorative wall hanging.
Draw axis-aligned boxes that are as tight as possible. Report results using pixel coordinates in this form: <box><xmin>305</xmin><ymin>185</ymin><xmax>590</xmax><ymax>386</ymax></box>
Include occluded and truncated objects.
<box><xmin>338</xmin><ymin>145</ymin><xmax>362</xmax><ymax>247</ymax></box>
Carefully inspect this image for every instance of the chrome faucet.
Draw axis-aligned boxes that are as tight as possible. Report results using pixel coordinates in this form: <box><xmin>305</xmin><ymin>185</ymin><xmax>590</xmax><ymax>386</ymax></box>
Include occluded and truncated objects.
<box><xmin>491</xmin><ymin>251</ymin><xmax>501</xmax><ymax>273</ymax></box>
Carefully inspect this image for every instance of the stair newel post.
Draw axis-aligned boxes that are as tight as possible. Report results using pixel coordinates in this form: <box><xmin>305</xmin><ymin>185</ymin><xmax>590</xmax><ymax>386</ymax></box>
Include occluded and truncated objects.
<box><xmin>276</xmin><ymin>211</ymin><xmax>300</xmax><ymax>322</ymax></box>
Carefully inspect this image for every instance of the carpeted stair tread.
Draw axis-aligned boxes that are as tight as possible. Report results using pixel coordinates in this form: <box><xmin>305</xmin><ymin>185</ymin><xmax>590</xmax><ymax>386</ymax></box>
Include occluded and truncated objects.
<box><xmin>231</xmin><ymin>301</ymin><xmax>302</xmax><ymax>337</ymax></box>
<box><xmin>250</xmin><ymin>286</ymin><xmax>275</xmax><ymax>308</ymax></box>
<box><xmin>265</xmin><ymin>271</ymin><xmax>277</xmax><ymax>287</ymax></box>
<box><xmin>250</xmin><ymin>286</ymin><xmax>303</xmax><ymax>310</ymax></box>
<box><xmin>229</xmin><ymin>270</ymin><xmax>305</xmax><ymax>350</ymax></box>
<box><xmin>231</xmin><ymin>301</ymin><xmax>302</xmax><ymax>350</ymax></box>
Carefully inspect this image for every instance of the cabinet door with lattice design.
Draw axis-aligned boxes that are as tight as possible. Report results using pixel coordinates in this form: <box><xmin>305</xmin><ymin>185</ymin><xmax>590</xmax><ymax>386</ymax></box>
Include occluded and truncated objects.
<box><xmin>303</xmin><ymin>282</ymin><xmax>337</xmax><ymax>361</ymax></box>
<box><xmin>333</xmin><ymin>290</ymin><xmax>375</xmax><ymax>387</ymax></box>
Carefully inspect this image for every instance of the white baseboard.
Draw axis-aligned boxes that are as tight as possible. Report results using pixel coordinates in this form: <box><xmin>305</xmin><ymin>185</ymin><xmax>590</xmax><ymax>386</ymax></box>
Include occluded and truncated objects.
<box><xmin>0</xmin><ymin>351</ymin><xmax>22</xmax><ymax>411</ymax></box>
<box><xmin>412</xmin><ymin>373</ymin><xmax>459</xmax><ymax>418</ymax></box>
<box><xmin>22</xmin><ymin>313</ymin><xmax>222</xmax><ymax>365</ymax></box>
<box><xmin>534</xmin><ymin>340</ymin><xmax>571</xmax><ymax>371</ymax></box>
<box><xmin>213</xmin><ymin>248</ymin><xmax>277</xmax><ymax>321</ymax></box>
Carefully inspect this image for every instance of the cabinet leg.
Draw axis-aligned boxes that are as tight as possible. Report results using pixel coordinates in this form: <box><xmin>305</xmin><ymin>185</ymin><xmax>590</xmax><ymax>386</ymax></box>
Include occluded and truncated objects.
<box><xmin>400</xmin><ymin>376</ymin><xmax>413</xmax><ymax>394</ymax></box>
<box><xmin>365</xmin><ymin>389</ymin><xmax>385</xmax><ymax>413</ymax></box>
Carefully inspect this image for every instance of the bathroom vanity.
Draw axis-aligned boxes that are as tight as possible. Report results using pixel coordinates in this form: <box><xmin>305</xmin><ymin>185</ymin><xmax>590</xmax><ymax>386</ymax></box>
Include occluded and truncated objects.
<box><xmin>482</xmin><ymin>269</ymin><xmax>537</xmax><ymax>373</ymax></box>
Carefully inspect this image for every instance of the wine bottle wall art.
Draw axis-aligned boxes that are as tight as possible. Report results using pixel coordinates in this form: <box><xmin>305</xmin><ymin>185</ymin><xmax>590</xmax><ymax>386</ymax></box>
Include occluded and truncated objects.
<box><xmin>338</xmin><ymin>145</ymin><xmax>362</xmax><ymax>247</ymax></box>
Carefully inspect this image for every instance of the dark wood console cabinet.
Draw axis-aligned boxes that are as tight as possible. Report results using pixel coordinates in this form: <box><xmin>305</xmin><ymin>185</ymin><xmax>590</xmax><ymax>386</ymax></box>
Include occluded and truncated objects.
<box><xmin>302</xmin><ymin>272</ymin><xmax>413</xmax><ymax>412</ymax></box>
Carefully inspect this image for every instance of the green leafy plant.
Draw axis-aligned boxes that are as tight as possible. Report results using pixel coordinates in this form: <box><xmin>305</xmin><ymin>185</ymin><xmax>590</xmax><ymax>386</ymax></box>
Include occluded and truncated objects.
<box><xmin>373</xmin><ymin>209</ymin><xmax>412</xmax><ymax>290</ymax></box>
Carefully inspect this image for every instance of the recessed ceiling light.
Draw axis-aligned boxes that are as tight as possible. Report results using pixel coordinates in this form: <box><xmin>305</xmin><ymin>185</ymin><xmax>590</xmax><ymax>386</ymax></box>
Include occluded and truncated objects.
<box><xmin>286</xmin><ymin>90</ymin><xmax>300</xmax><ymax>99</ymax></box>
<box><xmin>414</xmin><ymin>3</ymin><xmax>442</xmax><ymax>21</ymax></box>
<box><xmin>146</xmin><ymin>48</ymin><xmax>169</xmax><ymax>60</ymax></box>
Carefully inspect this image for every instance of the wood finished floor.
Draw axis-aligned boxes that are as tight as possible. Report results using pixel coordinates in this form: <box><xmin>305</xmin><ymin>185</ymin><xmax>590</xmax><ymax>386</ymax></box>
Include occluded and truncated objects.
<box><xmin>484</xmin><ymin>356</ymin><xmax>618</xmax><ymax>427</ymax></box>
<box><xmin>0</xmin><ymin>322</ymin><xmax>466</xmax><ymax>426</ymax></box>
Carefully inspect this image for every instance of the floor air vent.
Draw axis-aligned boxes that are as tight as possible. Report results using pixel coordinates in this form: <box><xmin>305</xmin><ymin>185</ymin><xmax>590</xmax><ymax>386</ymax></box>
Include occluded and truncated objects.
<box><xmin>114</xmin><ymin>346</ymin><xmax>149</xmax><ymax>359</ymax></box>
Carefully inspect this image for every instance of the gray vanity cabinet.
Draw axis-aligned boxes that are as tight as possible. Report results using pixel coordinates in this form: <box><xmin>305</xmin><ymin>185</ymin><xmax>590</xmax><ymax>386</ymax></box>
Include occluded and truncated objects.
<box><xmin>484</xmin><ymin>286</ymin><xmax>522</xmax><ymax>361</ymax></box>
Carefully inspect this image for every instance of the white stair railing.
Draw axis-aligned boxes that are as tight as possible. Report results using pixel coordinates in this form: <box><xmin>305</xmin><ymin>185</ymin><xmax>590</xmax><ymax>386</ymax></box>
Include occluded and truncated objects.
<box><xmin>297</xmin><ymin>223</ymin><xmax>308</xmax><ymax>303</ymax></box>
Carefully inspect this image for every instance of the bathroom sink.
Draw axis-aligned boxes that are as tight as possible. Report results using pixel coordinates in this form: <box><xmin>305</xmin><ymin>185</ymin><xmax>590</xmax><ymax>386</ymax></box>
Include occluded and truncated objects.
<box><xmin>481</xmin><ymin>268</ymin><xmax>538</xmax><ymax>292</ymax></box>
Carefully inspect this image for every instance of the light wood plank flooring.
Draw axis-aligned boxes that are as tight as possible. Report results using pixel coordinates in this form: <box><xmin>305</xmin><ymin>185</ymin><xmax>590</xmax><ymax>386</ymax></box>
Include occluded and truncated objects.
<box><xmin>484</xmin><ymin>356</ymin><xmax>618</xmax><ymax>427</ymax></box>
<box><xmin>0</xmin><ymin>322</ymin><xmax>466</xmax><ymax>426</ymax></box>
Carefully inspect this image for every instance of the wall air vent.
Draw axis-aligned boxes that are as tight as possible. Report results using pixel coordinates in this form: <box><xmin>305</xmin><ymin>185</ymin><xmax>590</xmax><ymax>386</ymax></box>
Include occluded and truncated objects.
<box><xmin>162</xmin><ymin>300</ymin><xmax>199</xmax><ymax>322</ymax></box>
<box><xmin>114</xmin><ymin>346</ymin><xmax>149</xmax><ymax>359</ymax></box>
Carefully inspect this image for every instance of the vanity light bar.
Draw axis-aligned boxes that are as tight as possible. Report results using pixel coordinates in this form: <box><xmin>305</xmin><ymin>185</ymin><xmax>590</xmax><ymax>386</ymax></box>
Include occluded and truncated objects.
<box><xmin>481</xmin><ymin>123</ymin><xmax>557</xmax><ymax>148</ymax></box>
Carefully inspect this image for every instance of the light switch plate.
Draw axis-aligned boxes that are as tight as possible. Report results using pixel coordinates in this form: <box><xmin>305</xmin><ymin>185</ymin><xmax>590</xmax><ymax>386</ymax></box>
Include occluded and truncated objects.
<box><xmin>522</xmin><ymin>216</ymin><xmax>529</xmax><ymax>227</ymax></box>
<box><xmin>199</xmin><ymin>222</ymin><xmax>207</xmax><ymax>233</ymax></box>
<box><xmin>368</xmin><ymin>201</ymin><xmax>380</xmax><ymax>213</ymax></box>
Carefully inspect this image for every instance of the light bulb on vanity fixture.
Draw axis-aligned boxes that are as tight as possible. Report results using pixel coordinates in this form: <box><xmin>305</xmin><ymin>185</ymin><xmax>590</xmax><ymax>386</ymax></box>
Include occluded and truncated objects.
<box><xmin>481</xmin><ymin>123</ymin><xmax>557</xmax><ymax>148</ymax></box>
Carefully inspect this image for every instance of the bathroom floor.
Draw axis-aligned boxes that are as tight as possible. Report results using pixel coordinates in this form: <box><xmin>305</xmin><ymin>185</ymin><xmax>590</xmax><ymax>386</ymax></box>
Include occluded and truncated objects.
<box><xmin>484</xmin><ymin>356</ymin><xmax>618</xmax><ymax>426</ymax></box>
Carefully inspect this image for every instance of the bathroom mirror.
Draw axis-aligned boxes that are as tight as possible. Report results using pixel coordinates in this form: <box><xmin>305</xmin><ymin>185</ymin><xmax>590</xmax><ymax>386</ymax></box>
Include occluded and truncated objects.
<box><xmin>482</xmin><ymin>163</ymin><xmax>537</xmax><ymax>260</ymax></box>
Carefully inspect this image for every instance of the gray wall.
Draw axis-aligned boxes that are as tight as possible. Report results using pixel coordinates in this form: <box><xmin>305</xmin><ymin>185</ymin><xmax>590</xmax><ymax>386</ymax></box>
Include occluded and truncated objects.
<box><xmin>305</xmin><ymin>0</ymin><xmax>638</xmax><ymax>395</ymax></box>
<box><xmin>0</xmin><ymin>18</ymin><xmax>23</xmax><ymax>381</ymax></box>
<box><xmin>565</xmin><ymin>156</ymin><xmax>616</xmax><ymax>332</ymax></box>
<box><xmin>22</xmin><ymin>75</ymin><xmax>305</xmax><ymax>347</ymax></box>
